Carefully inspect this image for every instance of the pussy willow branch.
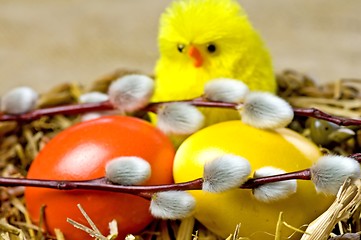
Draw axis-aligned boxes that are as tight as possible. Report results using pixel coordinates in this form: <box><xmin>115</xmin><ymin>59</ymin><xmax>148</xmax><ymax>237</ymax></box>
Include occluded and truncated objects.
<box><xmin>242</xmin><ymin>152</ymin><xmax>359</xmax><ymax>187</ymax></box>
<box><xmin>144</xmin><ymin>97</ymin><xmax>238</xmax><ymax>112</ymax></box>
<box><xmin>0</xmin><ymin>101</ymin><xmax>114</xmax><ymax>122</ymax></box>
<box><xmin>1</xmin><ymin>154</ymin><xmax>359</xmax><ymax>198</ymax></box>
<box><xmin>293</xmin><ymin>108</ymin><xmax>361</xmax><ymax>126</ymax></box>
<box><xmin>0</xmin><ymin>97</ymin><xmax>361</xmax><ymax>126</ymax></box>
<box><xmin>0</xmin><ymin>177</ymin><xmax>203</xmax><ymax>200</ymax></box>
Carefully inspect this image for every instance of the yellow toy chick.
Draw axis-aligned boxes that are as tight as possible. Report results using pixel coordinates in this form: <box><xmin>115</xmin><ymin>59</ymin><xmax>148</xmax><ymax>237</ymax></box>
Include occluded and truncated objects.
<box><xmin>153</xmin><ymin>0</ymin><xmax>276</xmax><ymax>126</ymax></box>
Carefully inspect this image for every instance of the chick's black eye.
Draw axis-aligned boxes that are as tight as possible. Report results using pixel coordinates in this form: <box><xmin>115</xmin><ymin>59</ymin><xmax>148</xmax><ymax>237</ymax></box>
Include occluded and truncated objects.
<box><xmin>177</xmin><ymin>44</ymin><xmax>185</xmax><ymax>53</ymax></box>
<box><xmin>207</xmin><ymin>43</ymin><xmax>216</xmax><ymax>53</ymax></box>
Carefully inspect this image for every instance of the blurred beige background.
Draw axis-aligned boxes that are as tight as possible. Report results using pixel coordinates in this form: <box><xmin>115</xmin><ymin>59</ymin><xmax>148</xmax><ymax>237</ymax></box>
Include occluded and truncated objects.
<box><xmin>0</xmin><ymin>0</ymin><xmax>360</xmax><ymax>95</ymax></box>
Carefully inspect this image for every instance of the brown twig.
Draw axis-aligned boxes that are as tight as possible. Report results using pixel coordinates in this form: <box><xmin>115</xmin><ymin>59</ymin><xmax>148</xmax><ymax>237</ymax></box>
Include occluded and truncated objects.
<box><xmin>0</xmin><ymin>177</ymin><xmax>204</xmax><ymax>200</ymax></box>
<box><xmin>293</xmin><ymin>108</ymin><xmax>361</xmax><ymax>126</ymax></box>
<box><xmin>242</xmin><ymin>153</ymin><xmax>361</xmax><ymax>188</ymax></box>
<box><xmin>1</xmin><ymin>153</ymin><xmax>359</xmax><ymax>196</ymax></box>
<box><xmin>0</xmin><ymin>101</ymin><xmax>114</xmax><ymax>122</ymax></box>
<box><xmin>144</xmin><ymin>97</ymin><xmax>239</xmax><ymax>113</ymax></box>
<box><xmin>241</xmin><ymin>169</ymin><xmax>311</xmax><ymax>189</ymax></box>
<box><xmin>0</xmin><ymin>97</ymin><xmax>361</xmax><ymax>126</ymax></box>
<box><xmin>350</xmin><ymin>153</ymin><xmax>361</xmax><ymax>162</ymax></box>
<box><xmin>0</xmin><ymin>170</ymin><xmax>312</xmax><ymax>198</ymax></box>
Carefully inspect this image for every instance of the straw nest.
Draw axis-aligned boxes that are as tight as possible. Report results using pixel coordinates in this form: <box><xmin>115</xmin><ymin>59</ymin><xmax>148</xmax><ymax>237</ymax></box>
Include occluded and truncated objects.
<box><xmin>0</xmin><ymin>69</ymin><xmax>361</xmax><ymax>240</ymax></box>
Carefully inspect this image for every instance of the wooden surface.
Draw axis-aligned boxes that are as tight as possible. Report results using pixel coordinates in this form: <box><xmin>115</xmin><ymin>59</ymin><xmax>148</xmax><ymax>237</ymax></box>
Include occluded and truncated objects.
<box><xmin>0</xmin><ymin>0</ymin><xmax>360</xmax><ymax>95</ymax></box>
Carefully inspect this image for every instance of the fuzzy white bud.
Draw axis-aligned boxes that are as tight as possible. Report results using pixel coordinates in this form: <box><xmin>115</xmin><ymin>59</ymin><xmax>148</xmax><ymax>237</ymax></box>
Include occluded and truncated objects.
<box><xmin>80</xmin><ymin>112</ymin><xmax>104</xmax><ymax>122</ymax></box>
<box><xmin>150</xmin><ymin>191</ymin><xmax>196</xmax><ymax>219</ymax></box>
<box><xmin>311</xmin><ymin>155</ymin><xmax>361</xmax><ymax>195</ymax></box>
<box><xmin>156</xmin><ymin>103</ymin><xmax>204</xmax><ymax>135</ymax></box>
<box><xmin>1</xmin><ymin>86</ymin><xmax>38</xmax><ymax>114</ymax></box>
<box><xmin>241</xmin><ymin>92</ymin><xmax>294</xmax><ymax>129</ymax></box>
<box><xmin>79</xmin><ymin>92</ymin><xmax>111</xmax><ymax>121</ymax></box>
<box><xmin>204</xmin><ymin>78</ymin><xmax>249</xmax><ymax>103</ymax></box>
<box><xmin>79</xmin><ymin>92</ymin><xmax>109</xmax><ymax>103</ymax></box>
<box><xmin>105</xmin><ymin>156</ymin><xmax>151</xmax><ymax>186</ymax></box>
<box><xmin>252</xmin><ymin>167</ymin><xmax>297</xmax><ymax>202</ymax></box>
<box><xmin>108</xmin><ymin>74</ymin><xmax>154</xmax><ymax>113</ymax></box>
<box><xmin>203</xmin><ymin>154</ymin><xmax>251</xmax><ymax>192</ymax></box>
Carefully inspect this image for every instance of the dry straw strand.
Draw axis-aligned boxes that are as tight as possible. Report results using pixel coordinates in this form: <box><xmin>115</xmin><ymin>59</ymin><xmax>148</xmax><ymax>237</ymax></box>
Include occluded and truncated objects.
<box><xmin>301</xmin><ymin>179</ymin><xmax>361</xmax><ymax>240</ymax></box>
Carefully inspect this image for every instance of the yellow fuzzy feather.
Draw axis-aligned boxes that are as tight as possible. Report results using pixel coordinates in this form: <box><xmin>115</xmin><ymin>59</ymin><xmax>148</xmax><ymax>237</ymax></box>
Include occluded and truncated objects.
<box><xmin>153</xmin><ymin>0</ymin><xmax>276</xmax><ymax>128</ymax></box>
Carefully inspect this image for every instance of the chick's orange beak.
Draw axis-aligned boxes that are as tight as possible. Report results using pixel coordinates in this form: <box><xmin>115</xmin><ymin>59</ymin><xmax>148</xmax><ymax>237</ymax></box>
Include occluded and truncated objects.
<box><xmin>188</xmin><ymin>46</ymin><xmax>203</xmax><ymax>68</ymax></box>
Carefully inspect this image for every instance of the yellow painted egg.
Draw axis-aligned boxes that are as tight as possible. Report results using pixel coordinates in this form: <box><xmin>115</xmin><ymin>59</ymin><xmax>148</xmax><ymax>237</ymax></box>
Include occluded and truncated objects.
<box><xmin>173</xmin><ymin>121</ymin><xmax>334</xmax><ymax>239</ymax></box>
